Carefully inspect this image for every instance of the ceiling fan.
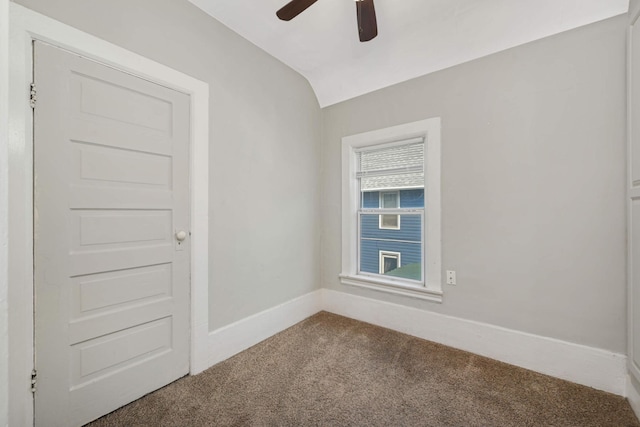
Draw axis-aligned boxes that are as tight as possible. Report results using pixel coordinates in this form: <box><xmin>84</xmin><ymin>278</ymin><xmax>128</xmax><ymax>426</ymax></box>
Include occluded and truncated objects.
<box><xmin>276</xmin><ymin>0</ymin><xmax>378</xmax><ymax>42</ymax></box>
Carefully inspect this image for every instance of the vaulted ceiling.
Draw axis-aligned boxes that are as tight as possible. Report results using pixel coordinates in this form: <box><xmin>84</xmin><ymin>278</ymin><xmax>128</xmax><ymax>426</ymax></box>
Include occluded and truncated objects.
<box><xmin>189</xmin><ymin>0</ymin><xmax>628</xmax><ymax>107</ymax></box>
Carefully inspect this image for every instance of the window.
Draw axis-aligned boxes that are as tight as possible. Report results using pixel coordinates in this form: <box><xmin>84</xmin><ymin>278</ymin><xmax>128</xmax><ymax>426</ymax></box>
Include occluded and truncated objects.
<box><xmin>379</xmin><ymin>191</ymin><xmax>400</xmax><ymax>229</ymax></box>
<box><xmin>340</xmin><ymin>118</ymin><xmax>442</xmax><ymax>301</ymax></box>
<box><xmin>379</xmin><ymin>251</ymin><xmax>401</xmax><ymax>274</ymax></box>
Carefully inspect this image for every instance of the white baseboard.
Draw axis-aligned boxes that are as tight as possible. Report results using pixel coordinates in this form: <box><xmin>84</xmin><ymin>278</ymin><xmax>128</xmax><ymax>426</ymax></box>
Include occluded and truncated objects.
<box><xmin>321</xmin><ymin>288</ymin><xmax>627</xmax><ymax>396</ymax></box>
<box><xmin>207</xmin><ymin>290</ymin><xmax>323</xmax><ymax>367</ymax></box>
<box><xmin>627</xmin><ymin>376</ymin><xmax>640</xmax><ymax>417</ymax></box>
<box><xmin>204</xmin><ymin>288</ymin><xmax>627</xmax><ymax>396</ymax></box>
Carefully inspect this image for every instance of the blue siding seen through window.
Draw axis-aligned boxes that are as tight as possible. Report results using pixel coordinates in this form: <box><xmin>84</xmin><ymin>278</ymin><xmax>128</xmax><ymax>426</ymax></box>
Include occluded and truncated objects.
<box><xmin>361</xmin><ymin>214</ymin><xmax>421</xmax><ymax>241</ymax></box>
<box><xmin>361</xmin><ymin>191</ymin><xmax>379</xmax><ymax>208</ymax></box>
<box><xmin>358</xmin><ymin>187</ymin><xmax>424</xmax><ymax>278</ymax></box>
<box><xmin>400</xmin><ymin>189</ymin><xmax>424</xmax><ymax>208</ymax></box>
<box><xmin>360</xmin><ymin>239</ymin><xmax>422</xmax><ymax>274</ymax></box>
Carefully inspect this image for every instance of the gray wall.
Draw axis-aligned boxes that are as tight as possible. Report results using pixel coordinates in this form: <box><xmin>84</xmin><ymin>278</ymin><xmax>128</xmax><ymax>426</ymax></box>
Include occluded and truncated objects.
<box><xmin>633</xmin><ymin>0</ymin><xmax>640</xmax><ymax>23</ymax></box>
<box><xmin>11</xmin><ymin>0</ymin><xmax>629</xmax><ymax>355</ymax></box>
<box><xmin>12</xmin><ymin>0</ymin><xmax>323</xmax><ymax>331</ymax></box>
<box><xmin>321</xmin><ymin>15</ymin><xmax>628</xmax><ymax>353</ymax></box>
<box><xmin>0</xmin><ymin>0</ymin><xmax>8</xmax><ymax>424</ymax></box>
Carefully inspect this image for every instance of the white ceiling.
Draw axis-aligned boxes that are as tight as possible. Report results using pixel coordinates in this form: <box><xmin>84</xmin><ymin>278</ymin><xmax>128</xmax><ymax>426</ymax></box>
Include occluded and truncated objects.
<box><xmin>189</xmin><ymin>0</ymin><xmax>629</xmax><ymax>107</ymax></box>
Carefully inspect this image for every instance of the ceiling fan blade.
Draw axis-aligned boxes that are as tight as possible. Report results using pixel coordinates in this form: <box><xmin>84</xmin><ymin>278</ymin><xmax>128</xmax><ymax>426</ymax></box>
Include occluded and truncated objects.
<box><xmin>356</xmin><ymin>0</ymin><xmax>378</xmax><ymax>42</ymax></box>
<box><xmin>276</xmin><ymin>0</ymin><xmax>318</xmax><ymax>21</ymax></box>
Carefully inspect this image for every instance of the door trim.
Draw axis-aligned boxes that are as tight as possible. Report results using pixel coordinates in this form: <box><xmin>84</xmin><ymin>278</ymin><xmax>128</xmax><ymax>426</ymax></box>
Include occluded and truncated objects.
<box><xmin>630</xmin><ymin>6</ymin><xmax>640</xmax><ymax>391</ymax></box>
<box><xmin>0</xmin><ymin>0</ymin><xmax>8</xmax><ymax>426</ymax></box>
<box><xmin>8</xmin><ymin>4</ymin><xmax>210</xmax><ymax>425</ymax></box>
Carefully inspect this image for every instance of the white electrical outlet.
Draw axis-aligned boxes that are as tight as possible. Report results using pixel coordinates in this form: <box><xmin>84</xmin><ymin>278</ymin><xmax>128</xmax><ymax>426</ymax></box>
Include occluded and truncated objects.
<box><xmin>446</xmin><ymin>270</ymin><xmax>456</xmax><ymax>285</ymax></box>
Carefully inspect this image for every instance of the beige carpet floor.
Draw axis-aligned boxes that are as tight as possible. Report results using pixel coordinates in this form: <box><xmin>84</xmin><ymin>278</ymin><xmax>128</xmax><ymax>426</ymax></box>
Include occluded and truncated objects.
<box><xmin>87</xmin><ymin>311</ymin><xmax>639</xmax><ymax>426</ymax></box>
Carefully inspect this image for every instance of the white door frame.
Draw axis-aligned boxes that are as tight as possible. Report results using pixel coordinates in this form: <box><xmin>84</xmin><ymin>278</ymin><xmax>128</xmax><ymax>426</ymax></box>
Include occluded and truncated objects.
<box><xmin>7</xmin><ymin>4</ymin><xmax>210</xmax><ymax>425</ymax></box>
<box><xmin>0</xmin><ymin>0</ymin><xmax>9</xmax><ymax>425</ymax></box>
<box><xmin>628</xmin><ymin>2</ymin><xmax>640</xmax><ymax>409</ymax></box>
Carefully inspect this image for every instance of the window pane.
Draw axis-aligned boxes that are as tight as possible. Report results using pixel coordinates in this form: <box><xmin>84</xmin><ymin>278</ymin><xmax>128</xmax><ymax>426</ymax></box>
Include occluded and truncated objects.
<box><xmin>381</xmin><ymin>191</ymin><xmax>399</xmax><ymax>208</ymax></box>
<box><xmin>381</xmin><ymin>254</ymin><xmax>398</xmax><ymax>274</ymax></box>
<box><xmin>359</xmin><ymin>213</ymin><xmax>422</xmax><ymax>282</ymax></box>
<box><xmin>380</xmin><ymin>214</ymin><xmax>399</xmax><ymax>229</ymax></box>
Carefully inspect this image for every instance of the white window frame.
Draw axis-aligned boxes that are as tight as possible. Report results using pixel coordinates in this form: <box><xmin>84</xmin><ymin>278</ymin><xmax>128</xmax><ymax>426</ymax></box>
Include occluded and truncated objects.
<box><xmin>379</xmin><ymin>251</ymin><xmax>401</xmax><ymax>274</ymax></box>
<box><xmin>340</xmin><ymin>118</ymin><xmax>442</xmax><ymax>302</ymax></box>
<box><xmin>379</xmin><ymin>191</ymin><xmax>401</xmax><ymax>230</ymax></box>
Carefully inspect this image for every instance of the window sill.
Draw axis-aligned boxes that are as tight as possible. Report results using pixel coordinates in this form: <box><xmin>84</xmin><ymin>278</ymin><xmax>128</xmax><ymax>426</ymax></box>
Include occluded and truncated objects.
<box><xmin>339</xmin><ymin>274</ymin><xmax>443</xmax><ymax>303</ymax></box>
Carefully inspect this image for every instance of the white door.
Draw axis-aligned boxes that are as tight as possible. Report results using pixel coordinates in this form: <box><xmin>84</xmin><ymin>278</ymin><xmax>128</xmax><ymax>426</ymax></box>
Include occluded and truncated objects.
<box><xmin>33</xmin><ymin>41</ymin><xmax>191</xmax><ymax>427</ymax></box>
<box><xmin>630</xmin><ymin>11</ymin><xmax>640</xmax><ymax>390</ymax></box>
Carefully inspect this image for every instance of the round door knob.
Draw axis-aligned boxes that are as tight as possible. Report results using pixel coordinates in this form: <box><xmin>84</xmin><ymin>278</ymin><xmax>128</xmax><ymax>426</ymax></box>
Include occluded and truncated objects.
<box><xmin>176</xmin><ymin>230</ymin><xmax>187</xmax><ymax>242</ymax></box>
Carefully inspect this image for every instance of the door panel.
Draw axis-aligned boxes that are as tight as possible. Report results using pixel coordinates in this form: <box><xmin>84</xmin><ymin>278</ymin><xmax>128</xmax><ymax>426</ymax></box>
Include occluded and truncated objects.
<box><xmin>72</xmin><ymin>263</ymin><xmax>172</xmax><ymax>315</ymax></box>
<box><xmin>34</xmin><ymin>41</ymin><xmax>190</xmax><ymax>427</ymax></box>
<box><xmin>74</xmin><ymin>210</ymin><xmax>173</xmax><ymax>247</ymax></box>
<box><xmin>71</xmin><ymin>317</ymin><xmax>173</xmax><ymax>382</ymax></box>
<box><xmin>73</xmin><ymin>142</ymin><xmax>173</xmax><ymax>188</ymax></box>
<box><xmin>74</xmin><ymin>73</ymin><xmax>174</xmax><ymax>133</ymax></box>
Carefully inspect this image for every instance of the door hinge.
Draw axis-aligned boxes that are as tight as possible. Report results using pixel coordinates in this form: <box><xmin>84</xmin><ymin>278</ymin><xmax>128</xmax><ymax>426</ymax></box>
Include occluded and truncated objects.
<box><xmin>29</xmin><ymin>83</ymin><xmax>37</xmax><ymax>109</ymax></box>
<box><xmin>31</xmin><ymin>369</ymin><xmax>37</xmax><ymax>393</ymax></box>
